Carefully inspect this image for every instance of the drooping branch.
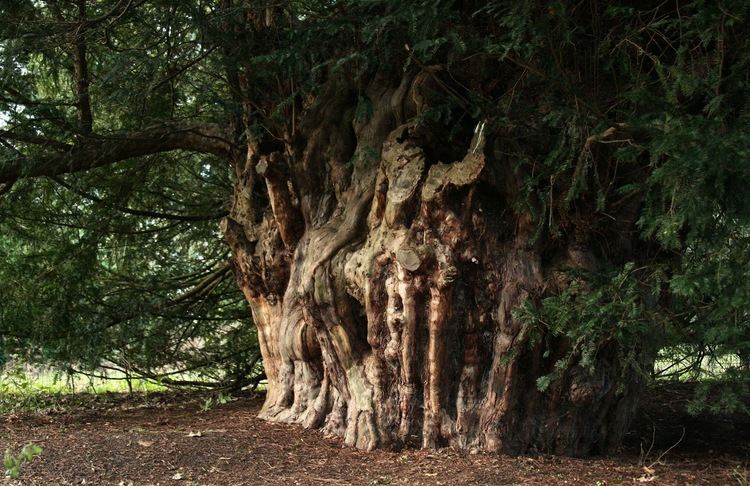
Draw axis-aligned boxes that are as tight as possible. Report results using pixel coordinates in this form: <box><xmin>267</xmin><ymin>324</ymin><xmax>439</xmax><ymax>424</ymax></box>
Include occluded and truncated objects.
<box><xmin>0</xmin><ymin>122</ymin><xmax>235</xmax><ymax>183</ymax></box>
<box><xmin>169</xmin><ymin>263</ymin><xmax>233</xmax><ymax>306</ymax></box>
<box><xmin>50</xmin><ymin>176</ymin><xmax>229</xmax><ymax>221</ymax></box>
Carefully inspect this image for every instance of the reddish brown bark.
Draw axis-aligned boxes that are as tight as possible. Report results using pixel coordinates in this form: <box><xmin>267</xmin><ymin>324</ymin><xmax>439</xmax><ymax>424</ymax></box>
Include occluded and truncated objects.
<box><xmin>221</xmin><ymin>71</ymin><xmax>652</xmax><ymax>456</ymax></box>
<box><xmin>72</xmin><ymin>0</ymin><xmax>93</xmax><ymax>134</ymax></box>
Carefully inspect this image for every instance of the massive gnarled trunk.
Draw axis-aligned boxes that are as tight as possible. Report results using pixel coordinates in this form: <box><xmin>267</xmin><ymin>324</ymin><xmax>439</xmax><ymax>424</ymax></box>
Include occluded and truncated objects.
<box><xmin>221</xmin><ymin>71</ymin><xmax>651</xmax><ymax>456</ymax></box>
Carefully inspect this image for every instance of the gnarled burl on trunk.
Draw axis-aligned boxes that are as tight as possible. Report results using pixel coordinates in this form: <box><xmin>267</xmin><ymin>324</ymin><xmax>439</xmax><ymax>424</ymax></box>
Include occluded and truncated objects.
<box><xmin>221</xmin><ymin>71</ymin><xmax>651</xmax><ymax>456</ymax></box>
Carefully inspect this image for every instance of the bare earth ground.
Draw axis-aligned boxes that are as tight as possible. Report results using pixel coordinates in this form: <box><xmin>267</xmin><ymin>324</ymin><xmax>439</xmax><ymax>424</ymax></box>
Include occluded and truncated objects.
<box><xmin>2</xmin><ymin>383</ymin><xmax>749</xmax><ymax>485</ymax></box>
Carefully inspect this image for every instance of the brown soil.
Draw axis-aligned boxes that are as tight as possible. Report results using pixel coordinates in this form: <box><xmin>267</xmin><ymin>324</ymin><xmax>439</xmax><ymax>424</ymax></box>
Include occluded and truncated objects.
<box><xmin>2</xmin><ymin>383</ymin><xmax>748</xmax><ymax>485</ymax></box>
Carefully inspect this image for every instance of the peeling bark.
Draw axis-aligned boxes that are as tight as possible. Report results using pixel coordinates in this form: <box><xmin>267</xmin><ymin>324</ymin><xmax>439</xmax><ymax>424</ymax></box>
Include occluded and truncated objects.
<box><xmin>221</xmin><ymin>72</ymin><xmax>654</xmax><ymax>456</ymax></box>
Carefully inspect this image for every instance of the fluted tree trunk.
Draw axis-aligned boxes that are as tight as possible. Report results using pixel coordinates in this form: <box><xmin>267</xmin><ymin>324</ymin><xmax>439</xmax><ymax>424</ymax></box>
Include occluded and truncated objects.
<box><xmin>220</xmin><ymin>68</ymin><xmax>652</xmax><ymax>456</ymax></box>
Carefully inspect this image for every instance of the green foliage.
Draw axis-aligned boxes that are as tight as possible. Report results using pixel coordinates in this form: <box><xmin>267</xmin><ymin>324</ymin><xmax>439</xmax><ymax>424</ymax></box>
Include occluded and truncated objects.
<box><xmin>4</xmin><ymin>443</ymin><xmax>42</xmax><ymax>480</ymax></box>
<box><xmin>0</xmin><ymin>157</ymin><xmax>259</xmax><ymax>389</ymax></box>
<box><xmin>0</xmin><ymin>364</ymin><xmax>169</xmax><ymax>415</ymax></box>
<box><xmin>200</xmin><ymin>390</ymin><xmax>234</xmax><ymax>412</ymax></box>
<box><xmin>517</xmin><ymin>263</ymin><xmax>664</xmax><ymax>391</ymax></box>
<box><xmin>0</xmin><ymin>365</ymin><xmax>48</xmax><ymax>414</ymax></box>
<box><xmin>688</xmin><ymin>369</ymin><xmax>749</xmax><ymax>415</ymax></box>
<box><xmin>480</xmin><ymin>0</ymin><xmax>750</xmax><ymax>412</ymax></box>
<box><xmin>0</xmin><ymin>0</ymin><xmax>264</xmax><ymax>391</ymax></box>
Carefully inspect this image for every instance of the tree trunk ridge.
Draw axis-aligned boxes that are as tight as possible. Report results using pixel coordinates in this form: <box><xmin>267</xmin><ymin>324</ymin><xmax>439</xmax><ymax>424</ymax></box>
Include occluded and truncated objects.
<box><xmin>221</xmin><ymin>72</ymin><xmax>649</xmax><ymax>456</ymax></box>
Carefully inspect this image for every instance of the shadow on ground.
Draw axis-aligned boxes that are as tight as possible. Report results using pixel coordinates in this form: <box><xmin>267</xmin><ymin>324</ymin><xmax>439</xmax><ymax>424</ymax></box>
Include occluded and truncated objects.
<box><xmin>1</xmin><ymin>382</ymin><xmax>748</xmax><ymax>485</ymax></box>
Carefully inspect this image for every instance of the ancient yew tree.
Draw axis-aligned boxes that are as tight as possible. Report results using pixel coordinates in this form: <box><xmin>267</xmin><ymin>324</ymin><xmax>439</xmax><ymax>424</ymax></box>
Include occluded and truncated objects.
<box><xmin>2</xmin><ymin>1</ymin><xmax>749</xmax><ymax>455</ymax></box>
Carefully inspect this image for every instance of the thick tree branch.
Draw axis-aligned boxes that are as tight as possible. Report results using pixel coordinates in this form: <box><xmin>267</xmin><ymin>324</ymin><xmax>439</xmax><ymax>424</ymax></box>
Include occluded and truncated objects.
<box><xmin>0</xmin><ymin>122</ymin><xmax>235</xmax><ymax>183</ymax></box>
<box><xmin>73</xmin><ymin>0</ymin><xmax>93</xmax><ymax>134</ymax></box>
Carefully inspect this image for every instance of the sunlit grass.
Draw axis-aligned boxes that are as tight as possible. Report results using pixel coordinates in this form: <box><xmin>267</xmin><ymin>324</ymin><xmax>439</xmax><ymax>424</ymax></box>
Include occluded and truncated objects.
<box><xmin>0</xmin><ymin>363</ymin><xmax>264</xmax><ymax>415</ymax></box>
<box><xmin>653</xmin><ymin>347</ymin><xmax>743</xmax><ymax>381</ymax></box>
<box><xmin>1</xmin><ymin>366</ymin><xmax>165</xmax><ymax>394</ymax></box>
<box><xmin>0</xmin><ymin>365</ymin><xmax>167</xmax><ymax>415</ymax></box>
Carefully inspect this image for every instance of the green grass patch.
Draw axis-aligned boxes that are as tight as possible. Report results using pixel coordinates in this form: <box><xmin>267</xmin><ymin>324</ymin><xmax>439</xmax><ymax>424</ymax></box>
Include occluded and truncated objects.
<box><xmin>0</xmin><ymin>365</ymin><xmax>166</xmax><ymax>415</ymax></box>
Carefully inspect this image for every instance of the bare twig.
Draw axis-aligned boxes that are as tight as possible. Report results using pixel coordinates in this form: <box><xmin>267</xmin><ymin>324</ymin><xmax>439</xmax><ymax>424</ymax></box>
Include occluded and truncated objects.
<box><xmin>648</xmin><ymin>427</ymin><xmax>686</xmax><ymax>469</ymax></box>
